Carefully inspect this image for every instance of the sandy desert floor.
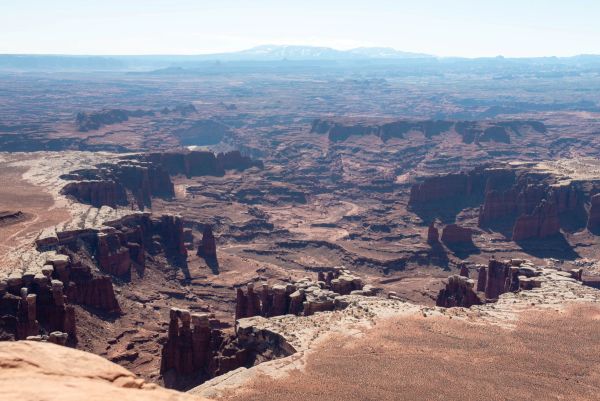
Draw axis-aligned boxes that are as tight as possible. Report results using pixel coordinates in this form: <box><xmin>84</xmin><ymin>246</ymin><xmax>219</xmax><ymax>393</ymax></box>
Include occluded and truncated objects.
<box><xmin>220</xmin><ymin>304</ymin><xmax>600</xmax><ymax>401</ymax></box>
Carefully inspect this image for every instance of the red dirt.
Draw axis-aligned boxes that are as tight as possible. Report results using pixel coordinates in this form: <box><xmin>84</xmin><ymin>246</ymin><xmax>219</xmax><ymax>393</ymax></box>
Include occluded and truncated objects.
<box><xmin>222</xmin><ymin>304</ymin><xmax>600</xmax><ymax>401</ymax></box>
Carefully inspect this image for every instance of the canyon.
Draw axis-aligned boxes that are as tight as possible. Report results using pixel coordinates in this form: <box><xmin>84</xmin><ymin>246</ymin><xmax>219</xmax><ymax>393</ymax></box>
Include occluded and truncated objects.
<box><xmin>1</xmin><ymin>55</ymin><xmax>600</xmax><ymax>400</ymax></box>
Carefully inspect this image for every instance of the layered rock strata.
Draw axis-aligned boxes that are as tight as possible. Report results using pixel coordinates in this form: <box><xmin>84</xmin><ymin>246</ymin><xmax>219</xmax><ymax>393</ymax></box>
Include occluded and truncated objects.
<box><xmin>61</xmin><ymin>151</ymin><xmax>263</xmax><ymax>209</ymax></box>
<box><xmin>410</xmin><ymin>163</ymin><xmax>598</xmax><ymax>241</ymax></box>
<box><xmin>512</xmin><ymin>199</ymin><xmax>560</xmax><ymax>241</ymax></box>
<box><xmin>37</xmin><ymin>212</ymin><xmax>187</xmax><ymax>278</ymax></box>
<box><xmin>61</xmin><ymin>161</ymin><xmax>174</xmax><ymax>209</ymax></box>
<box><xmin>144</xmin><ymin>150</ymin><xmax>263</xmax><ymax>178</ymax></box>
<box><xmin>312</xmin><ymin>118</ymin><xmax>545</xmax><ymax>144</ymax></box>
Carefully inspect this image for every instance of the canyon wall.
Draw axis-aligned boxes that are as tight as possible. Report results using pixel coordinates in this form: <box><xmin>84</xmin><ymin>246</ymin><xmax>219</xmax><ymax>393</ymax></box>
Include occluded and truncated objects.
<box><xmin>312</xmin><ymin>118</ymin><xmax>546</xmax><ymax>144</ymax></box>
<box><xmin>411</xmin><ymin>164</ymin><xmax>595</xmax><ymax>241</ymax></box>
<box><xmin>61</xmin><ymin>151</ymin><xmax>263</xmax><ymax>209</ymax></box>
<box><xmin>0</xmin><ymin>212</ymin><xmax>188</xmax><ymax>344</ymax></box>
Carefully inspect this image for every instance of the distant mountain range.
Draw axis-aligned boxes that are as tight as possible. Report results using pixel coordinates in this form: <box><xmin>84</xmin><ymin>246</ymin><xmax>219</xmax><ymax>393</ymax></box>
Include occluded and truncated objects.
<box><xmin>208</xmin><ymin>45</ymin><xmax>433</xmax><ymax>60</ymax></box>
<box><xmin>0</xmin><ymin>45</ymin><xmax>599</xmax><ymax>72</ymax></box>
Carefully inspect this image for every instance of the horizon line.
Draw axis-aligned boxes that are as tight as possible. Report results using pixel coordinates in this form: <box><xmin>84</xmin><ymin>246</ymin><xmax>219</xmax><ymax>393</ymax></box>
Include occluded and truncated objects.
<box><xmin>0</xmin><ymin>44</ymin><xmax>598</xmax><ymax>60</ymax></box>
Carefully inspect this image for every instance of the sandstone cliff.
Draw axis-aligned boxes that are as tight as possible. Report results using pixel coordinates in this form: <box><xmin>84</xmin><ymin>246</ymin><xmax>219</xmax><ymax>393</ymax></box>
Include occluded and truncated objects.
<box><xmin>0</xmin><ymin>341</ymin><xmax>203</xmax><ymax>401</ymax></box>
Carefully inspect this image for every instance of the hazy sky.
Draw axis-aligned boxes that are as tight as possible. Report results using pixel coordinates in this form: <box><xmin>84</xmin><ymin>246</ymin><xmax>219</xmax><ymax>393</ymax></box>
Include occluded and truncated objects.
<box><xmin>1</xmin><ymin>0</ymin><xmax>599</xmax><ymax>57</ymax></box>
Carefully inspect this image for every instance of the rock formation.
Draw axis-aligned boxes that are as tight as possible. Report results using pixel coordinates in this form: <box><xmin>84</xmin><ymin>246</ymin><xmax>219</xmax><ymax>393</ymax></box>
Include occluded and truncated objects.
<box><xmin>0</xmin><ymin>256</ymin><xmax>78</xmax><ymax>342</ymax></box>
<box><xmin>427</xmin><ymin>222</ymin><xmax>439</xmax><ymax>244</ymax></box>
<box><xmin>25</xmin><ymin>212</ymin><xmax>188</xmax><ymax>328</ymax></box>
<box><xmin>312</xmin><ymin>118</ymin><xmax>545</xmax><ymax>144</ymax></box>
<box><xmin>409</xmin><ymin>173</ymin><xmax>472</xmax><ymax>204</ymax></box>
<box><xmin>161</xmin><ymin>271</ymin><xmax>369</xmax><ymax>387</ymax></box>
<box><xmin>197</xmin><ymin>225</ymin><xmax>217</xmax><ymax>258</ymax></box>
<box><xmin>436</xmin><ymin>275</ymin><xmax>483</xmax><ymax>307</ymax></box>
<box><xmin>1</xmin><ymin>341</ymin><xmax>202</xmax><ymax>401</ymax></box>
<box><xmin>512</xmin><ymin>199</ymin><xmax>560</xmax><ymax>241</ymax></box>
<box><xmin>479</xmin><ymin>258</ymin><xmax>540</xmax><ymax>299</ymax></box>
<box><xmin>438</xmin><ymin>258</ymin><xmax>542</xmax><ymax>308</ymax></box>
<box><xmin>37</xmin><ymin>213</ymin><xmax>187</xmax><ymax>279</ymax></box>
<box><xmin>235</xmin><ymin>268</ymin><xmax>367</xmax><ymax>320</ymax></box>
<box><xmin>440</xmin><ymin>224</ymin><xmax>473</xmax><ymax>245</ymax></box>
<box><xmin>410</xmin><ymin>163</ymin><xmax>594</xmax><ymax>242</ymax></box>
<box><xmin>458</xmin><ymin>262</ymin><xmax>470</xmax><ymax>277</ymax></box>
<box><xmin>160</xmin><ymin>307</ymin><xmax>293</xmax><ymax>388</ymax></box>
<box><xmin>61</xmin><ymin>161</ymin><xmax>174</xmax><ymax>209</ymax></box>
<box><xmin>587</xmin><ymin>194</ymin><xmax>600</xmax><ymax>232</ymax></box>
<box><xmin>61</xmin><ymin>180</ymin><xmax>128</xmax><ymax>209</ymax></box>
<box><xmin>145</xmin><ymin>150</ymin><xmax>263</xmax><ymax>178</ymax></box>
<box><xmin>161</xmin><ymin>309</ymin><xmax>214</xmax><ymax>378</ymax></box>
<box><xmin>61</xmin><ymin>151</ymin><xmax>263</xmax><ymax>211</ymax></box>
<box><xmin>76</xmin><ymin>108</ymin><xmax>153</xmax><ymax>131</ymax></box>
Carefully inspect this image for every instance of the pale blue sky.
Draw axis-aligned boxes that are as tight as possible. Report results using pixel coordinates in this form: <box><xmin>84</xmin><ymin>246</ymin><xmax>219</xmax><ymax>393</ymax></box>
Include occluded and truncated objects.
<box><xmin>1</xmin><ymin>0</ymin><xmax>599</xmax><ymax>57</ymax></box>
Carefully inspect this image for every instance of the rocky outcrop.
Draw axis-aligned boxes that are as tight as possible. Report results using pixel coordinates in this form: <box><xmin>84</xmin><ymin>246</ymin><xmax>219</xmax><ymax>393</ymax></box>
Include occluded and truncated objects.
<box><xmin>409</xmin><ymin>165</ymin><xmax>516</xmax><ymax>206</ymax></box>
<box><xmin>33</xmin><ymin>213</ymin><xmax>186</xmax><ymax>310</ymax></box>
<box><xmin>587</xmin><ymin>194</ymin><xmax>600</xmax><ymax>232</ymax></box>
<box><xmin>197</xmin><ymin>225</ymin><xmax>216</xmax><ymax>258</ymax></box>
<box><xmin>235</xmin><ymin>268</ymin><xmax>367</xmax><ymax>320</ymax></box>
<box><xmin>47</xmin><ymin>253</ymin><xmax>121</xmax><ymax>314</ymax></box>
<box><xmin>478</xmin><ymin>174</ymin><xmax>584</xmax><ymax>235</ymax></box>
<box><xmin>76</xmin><ymin>109</ymin><xmax>153</xmax><ymax>131</ymax></box>
<box><xmin>436</xmin><ymin>275</ymin><xmax>483</xmax><ymax>307</ymax></box>
<box><xmin>160</xmin><ymin>307</ymin><xmax>294</xmax><ymax>389</ymax></box>
<box><xmin>440</xmin><ymin>224</ymin><xmax>473</xmax><ymax>245</ymax></box>
<box><xmin>409</xmin><ymin>173</ymin><xmax>471</xmax><ymax>204</ymax></box>
<box><xmin>483</xmin><ymin>259</ymin><xmax>513</xmax><ymax>299</ymax></box>
<box><xmin>67</xmin><ymin>275</ymin><xmax>119</xmax><ymax>312</ymax></box>
<box><xmin>161</xmin><ymin>309</ymin><xmax>215</xmax><ymax>377</ymax></box>
<box><xmin>61</xmin><ymin>161</ymin><xmax>174</xmax><ymax>209</ymax></box>
<box><xmin>411</xmin><ymin>163</ymin><xmax>591</xmax><ymax>242</ymax></box>
<box><xmin>4</xmin><ymin>212</ymin><xmax>189</xmax><ymax>343</ymax></box>
<box><xmin>217</xmin><ymin>150</ymin><xmax>264</xmax><ymax>171</ymax></box>
<box><xmin>312</xmin><ymin>118</ymin><xmax>545</xmax><ymax>144</ymax></box>
<box><xmin>61</xmin><ymin>180</ymin><xmax>128</xmax><ymax>208</ymax></box>
<box><xmin>161</xmin><ymin>271</ymin><xmax>367</xmax><ymax>387</ymax></box>
<box><xmin>1</xmin><ymin>341</ymin><xmax>202</xmax><ymax>401</ymax></box>
<box><xmin>61</xmin><ymin>151</ymin><xmax>262</xmax><ymax>210</ymax></box>
<box><xmin>479</xmin><ymin>258</ymin><xmax>540</xmax><ymax>299</ymax></box>
<box><xmin>458</xmin><ymin>262</ymin><xmax>470</xmax><ymax>277</ymax></box>
<box><xmin>455</xmin><ymin>121</ymin><xmax>511</xmax><ymax>144</ymax></box>
<box><xmin>427</xmin><ymin>222</ymin><xmax>439</xmax><ymax>244</ymax></box>
<box><xmin>145</xmin><ymin>150</ymin><xmax>263</xmax><ymax>178</ymax></box>
<box><xmin>512</xmin><ymin>200</ymin><xmax>560</xmax><ymax>241</ymax></box>
<box><xmin>38</xmin><ymin>213</ymin><xmax>186</xmax><ymax>279</ymax></box>
<box><xmin>478</xmin><ymin>188</ymin><xmax>519</xmax><ymax>225</ymax></box>
<box><xmin>438</xmin><ymin>258</ymin><xmax>542</xmax><ymax>308</ymax></box>
<box><xmin>0</xmin><ymin>210</ymin><xmax>26</xmax><ymax>227</ymax></box>
<box><xmin>0</xmin><ymin>256</ymin><xmax>78</xmax><ymax>342</ymax></box>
